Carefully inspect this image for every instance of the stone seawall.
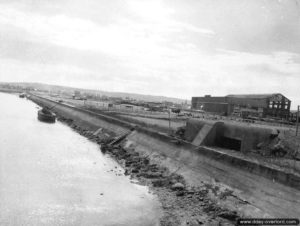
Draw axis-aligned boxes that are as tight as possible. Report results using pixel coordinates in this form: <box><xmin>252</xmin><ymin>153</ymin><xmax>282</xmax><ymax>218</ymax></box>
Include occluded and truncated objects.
<box><xmin>28</xmin><ymin>94</ymin><xmax>300</xmax><ymax>190</ymax></box>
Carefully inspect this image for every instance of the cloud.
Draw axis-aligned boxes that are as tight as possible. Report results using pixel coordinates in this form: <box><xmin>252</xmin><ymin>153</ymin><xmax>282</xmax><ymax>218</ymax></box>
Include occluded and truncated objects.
<box><xmin>214</xmin><ymin>49</ymin><xmax>300</xmax><ymax>77</ymax></box>
<box><xmin>0</xmin><ymin>3</ymin><xmax>214</xmax><ymax>61</ymax></box>
<box><xmin>126</xmin><ymin>0</ymin><xmax>215</xmax><ymax>35</ymax></box>
<box><xmin>0</xmin><ymin>0</ymin><xmax>300</xmax><ymax>108</ymax></box>
<box><xmin>0</xmin><ymin>58</ymin><xmax>94</xmax><ymax>86</ymax></box>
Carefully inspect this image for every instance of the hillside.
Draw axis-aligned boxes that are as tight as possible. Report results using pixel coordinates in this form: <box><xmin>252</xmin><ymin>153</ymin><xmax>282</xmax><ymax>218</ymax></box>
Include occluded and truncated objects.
<box><xmin>0</xmin><ymin>82</ymin><xmax>189</xmax><ymax>104</ymax></box>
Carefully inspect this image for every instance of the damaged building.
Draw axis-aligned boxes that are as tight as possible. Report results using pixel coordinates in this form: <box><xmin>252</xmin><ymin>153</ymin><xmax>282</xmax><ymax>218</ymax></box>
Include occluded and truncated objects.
<box><xmin>192</xmin><ymin>93</ymin><xmax>291</xmax><ymax>119</ymax></box>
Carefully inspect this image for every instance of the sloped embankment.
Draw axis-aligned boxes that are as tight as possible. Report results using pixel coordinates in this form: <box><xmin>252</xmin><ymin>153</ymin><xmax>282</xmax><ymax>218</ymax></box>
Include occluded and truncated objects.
<box><xmin>29</xmin><ymin>94</ymin><xmax>300</xmax><ymax>224</ymax></box>
<box><xmin>29</xmin><ymin>95</ymin><xmax>242</xmax><ymax>225</ymax></box>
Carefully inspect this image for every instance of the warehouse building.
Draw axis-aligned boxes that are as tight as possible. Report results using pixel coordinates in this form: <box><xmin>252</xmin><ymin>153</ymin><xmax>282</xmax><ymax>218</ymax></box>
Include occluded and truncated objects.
<box><xmin>192</xmin><ymin>93</ymin><xmax>291</xmax><ymax>118</ymax></box>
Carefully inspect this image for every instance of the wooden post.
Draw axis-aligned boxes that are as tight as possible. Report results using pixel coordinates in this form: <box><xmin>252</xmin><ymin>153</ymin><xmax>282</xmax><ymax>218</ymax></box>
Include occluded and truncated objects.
<box><xmin>168</xmin><ymin>110</ymin><xmax>171</xmax><ymax>134</ymax></box>
<box><xmin>296</xmin><ymin>105</ymin><xmax>300</xmax><ymax>136</ymax></box>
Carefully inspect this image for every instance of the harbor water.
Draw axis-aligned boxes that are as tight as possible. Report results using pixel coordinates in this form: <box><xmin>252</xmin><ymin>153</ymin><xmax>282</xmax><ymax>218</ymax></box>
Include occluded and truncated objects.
<box><xmin>0</xmin><ymin>92</ymin><xmax>161</xmax><ymax>226</ymax></box>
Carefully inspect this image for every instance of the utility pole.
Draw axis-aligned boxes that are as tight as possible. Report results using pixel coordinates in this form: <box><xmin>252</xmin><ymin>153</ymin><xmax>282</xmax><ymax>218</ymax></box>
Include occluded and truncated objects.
<box><xmin>168</xmin><ymin>109</ymin><xmax>171</xmax><ymax>134</ymax></box>
<box><xmin>296</xmin><ymin>105</ymin><xmax>300</xmax><ymax>136</ymax></box>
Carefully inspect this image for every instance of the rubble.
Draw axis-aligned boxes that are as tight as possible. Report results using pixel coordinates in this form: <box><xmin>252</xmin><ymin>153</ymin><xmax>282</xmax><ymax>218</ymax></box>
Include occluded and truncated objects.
<box><xmin>171</xmin><ymin>182</ymin><xmax>185</xmax><ymax>191</ymax></box>
<box><xmin>57</xmin><ymin>115</ymin><xmax>243</xmax><ymax>225</ymax></box>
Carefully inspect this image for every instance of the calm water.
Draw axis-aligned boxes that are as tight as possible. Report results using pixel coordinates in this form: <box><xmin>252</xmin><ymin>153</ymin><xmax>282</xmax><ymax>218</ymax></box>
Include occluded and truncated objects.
<box><xmin>0</xmin><ymin>92</ymin><xmax>161</xmax><ymax>226</ymax></box>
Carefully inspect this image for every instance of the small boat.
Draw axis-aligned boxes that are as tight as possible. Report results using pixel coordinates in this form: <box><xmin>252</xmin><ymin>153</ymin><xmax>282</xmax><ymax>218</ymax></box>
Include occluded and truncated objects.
<box><xmin>19</xmin><ymin>93</ymin><xmax>25</xmax><ymax>98</ymax></box>
<box><xmin>38</xmin><ymin>107</ymin><xmax>56</xmax><ymax>123</ymax></box>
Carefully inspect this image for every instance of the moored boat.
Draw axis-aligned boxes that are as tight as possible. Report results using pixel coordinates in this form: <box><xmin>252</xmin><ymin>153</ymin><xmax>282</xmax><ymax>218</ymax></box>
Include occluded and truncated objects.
<box><xmin>19</xmin><ymin>93</ymin><xmax>25</xmax><ymax>98</ymax></box>
<box><xmin>38</xmin><ymin>107</ymin><xmax>56</xmax><ymax>123</ymax></box>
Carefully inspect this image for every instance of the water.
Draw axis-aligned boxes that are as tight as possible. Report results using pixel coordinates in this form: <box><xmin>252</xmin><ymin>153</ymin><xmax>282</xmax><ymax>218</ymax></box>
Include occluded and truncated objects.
<box><xmin>0</xmin><ymin>92</ymin><xmax>161</xmax><ymax>226</ymax></box>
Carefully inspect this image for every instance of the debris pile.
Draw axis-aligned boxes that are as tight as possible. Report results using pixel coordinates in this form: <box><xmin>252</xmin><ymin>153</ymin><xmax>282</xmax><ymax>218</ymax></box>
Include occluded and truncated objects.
<box><xmin>256</xmin><ymin>129</ymin><xmax>300</xmax><ymax>160</ymax></box>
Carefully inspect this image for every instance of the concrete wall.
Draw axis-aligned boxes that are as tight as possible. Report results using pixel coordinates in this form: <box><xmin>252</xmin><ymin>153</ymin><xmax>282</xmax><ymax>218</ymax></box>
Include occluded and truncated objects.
<box><xmin>126</xmin><ymin>130</ymin><xmax>300</xmax><ymax>189</ymax></box>
<box><xmin>191</xmin><ymin>96</ymin><xmax>227</xmax><ymax>110</ymax></box>
<box><xmin>202</xmin><ymin>102</ymin><xmax>229</xmax><ymax>114</ymax></box>
<box><xmin>227</xmin><ymin>97</ymin><xmax>268</xmax><ymax>108</ymax></box>
<box><xmin>184</xmin><ymin>119</ymin><xmax>207</xmax><ymax>142</ymax></box>
<box><xmin>219</xmin><ymin>122</ymin><xmax>272</xmax><ymax>152</ymax></box>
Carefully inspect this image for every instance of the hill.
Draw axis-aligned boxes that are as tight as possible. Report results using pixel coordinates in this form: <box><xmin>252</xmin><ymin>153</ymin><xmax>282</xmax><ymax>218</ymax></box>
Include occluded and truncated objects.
<box><xmin>0</xmin><ymin>82</ymin><xmax>189</xmax><ymax>104</ymax></box>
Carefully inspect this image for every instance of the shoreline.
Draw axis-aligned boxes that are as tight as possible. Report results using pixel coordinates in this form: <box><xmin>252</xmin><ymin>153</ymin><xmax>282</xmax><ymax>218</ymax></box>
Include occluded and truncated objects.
<box><xmin>28</xmin><ymin>93</ymin><xmax>300</xmax><ymax>189</ymax></box>
<box><xmin>57</xmin><ymin>115</ymin><xmax>239</xmax><ymax>225</ymax></box>
<box><xmin>18</xmin><ymin>92</ymin><xmax>300</xmax><ymax>224</ymax></box>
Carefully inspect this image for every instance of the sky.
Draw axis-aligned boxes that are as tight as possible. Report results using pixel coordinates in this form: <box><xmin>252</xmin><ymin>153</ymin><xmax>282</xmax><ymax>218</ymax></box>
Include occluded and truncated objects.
<box><xmin>0</xmin><ymin>0</ymin><xmax>300</xmax><ymax>108</ymax></box>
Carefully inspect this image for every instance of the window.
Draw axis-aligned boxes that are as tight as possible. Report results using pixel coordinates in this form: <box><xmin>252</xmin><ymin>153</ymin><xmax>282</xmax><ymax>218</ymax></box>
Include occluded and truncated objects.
<box><xmin>269</xmin><ymin>101</ymin><xmax>273</xmax><ymax>108</ymax></box>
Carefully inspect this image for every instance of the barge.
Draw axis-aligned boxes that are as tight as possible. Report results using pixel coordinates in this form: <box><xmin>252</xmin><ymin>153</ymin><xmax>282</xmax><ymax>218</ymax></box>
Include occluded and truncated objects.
<box><xmin>38</xmin><ymin>108</ymin><xmax>56</xmax><ymax>123</ymax></box>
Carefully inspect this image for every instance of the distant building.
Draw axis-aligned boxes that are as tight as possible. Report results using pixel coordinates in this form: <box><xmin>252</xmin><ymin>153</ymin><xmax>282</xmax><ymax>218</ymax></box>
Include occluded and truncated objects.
<box><xmin>289</xmin><ymin>110</ymin><xmax>300</xmax><ymax>123</ymax></box>
<box><xmin>192</xmin><ymin>93</ymin><xmax>291</xmax><ymax>118</ymax></box>
<box><xmin>72</xmin><ymin>90</ymin><xmax>87</xmax><ymax>100</ymax></box>
<box><xmin>115</xmin><ymin>104</ymin><xmax>145</xmax><ymax>111</ymax></box>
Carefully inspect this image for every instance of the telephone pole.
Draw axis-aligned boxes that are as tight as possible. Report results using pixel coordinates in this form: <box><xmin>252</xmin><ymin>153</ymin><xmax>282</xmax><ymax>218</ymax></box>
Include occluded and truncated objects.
<box><xmin>296</xmin><ymin>105</ymin><xmax>300</xmax><ymax>136</ymax></box>
<box><xmin>168</xmin><ymin>109</ymin><xmax>172</xmax><ymax>134</ymax></box>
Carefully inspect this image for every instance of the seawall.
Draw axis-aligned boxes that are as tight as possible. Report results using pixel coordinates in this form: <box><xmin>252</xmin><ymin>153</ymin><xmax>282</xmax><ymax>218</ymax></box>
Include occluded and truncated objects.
<box><xmin>28</xmin><ymin>94</ymin><xmax>300</xmax><ymax>190</ymax></box>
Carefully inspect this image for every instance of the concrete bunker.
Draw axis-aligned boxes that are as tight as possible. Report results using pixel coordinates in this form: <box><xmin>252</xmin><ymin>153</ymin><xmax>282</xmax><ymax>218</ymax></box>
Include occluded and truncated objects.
<box><xmin>184</xmin><ymin>119</ymin><xmax>273</xmax><ymax>153</ymax></box>
<box><xmin>217</xmin><ymin>136</ymin><xmax>242</xmax><ymax>151</ymax></box>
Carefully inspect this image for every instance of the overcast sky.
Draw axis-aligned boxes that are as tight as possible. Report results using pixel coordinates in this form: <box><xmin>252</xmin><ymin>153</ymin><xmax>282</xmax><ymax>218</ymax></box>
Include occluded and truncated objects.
<box><xmin>0</xmin><ymin>0</ymin><xmax>300</xmax><ymax>108</ymax></box>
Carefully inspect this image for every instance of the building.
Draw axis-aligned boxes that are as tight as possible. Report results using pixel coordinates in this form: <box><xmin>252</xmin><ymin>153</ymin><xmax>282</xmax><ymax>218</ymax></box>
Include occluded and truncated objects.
<box><xmin>114</xmin><ymin>104</ymin><xmax>145</xmax><ymax>112</ymax></box>
<box><xmin>192</xmin><ymin>93</ymin><xmax>291</xmax><ymax>118</ymax></box>
<box><xmin>72</xmin><ymin>90</ymin><xmax>87</xmax><ymax>100</ymax></box>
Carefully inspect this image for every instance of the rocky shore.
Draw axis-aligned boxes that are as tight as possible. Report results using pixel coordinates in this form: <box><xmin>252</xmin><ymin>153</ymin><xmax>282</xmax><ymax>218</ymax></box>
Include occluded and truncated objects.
<box><xmin>57</xmin><ymin>116</ymin><xmax>241</xmax><ymax>226</ymax></box>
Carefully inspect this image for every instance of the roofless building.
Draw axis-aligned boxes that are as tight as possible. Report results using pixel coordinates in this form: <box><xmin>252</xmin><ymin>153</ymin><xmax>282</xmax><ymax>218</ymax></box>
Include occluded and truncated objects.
<box><xmin>192</xmin><ymin>93</ymin><xmax>291</xmax><ymax>118</ymax></box>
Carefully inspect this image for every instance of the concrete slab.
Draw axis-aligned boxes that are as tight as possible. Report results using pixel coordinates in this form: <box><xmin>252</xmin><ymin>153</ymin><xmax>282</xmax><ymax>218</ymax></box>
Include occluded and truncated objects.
<box><xmin>192</xmin><ymin>124</ymin><xmax>214</xmax><ymax>146</ymax></box>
